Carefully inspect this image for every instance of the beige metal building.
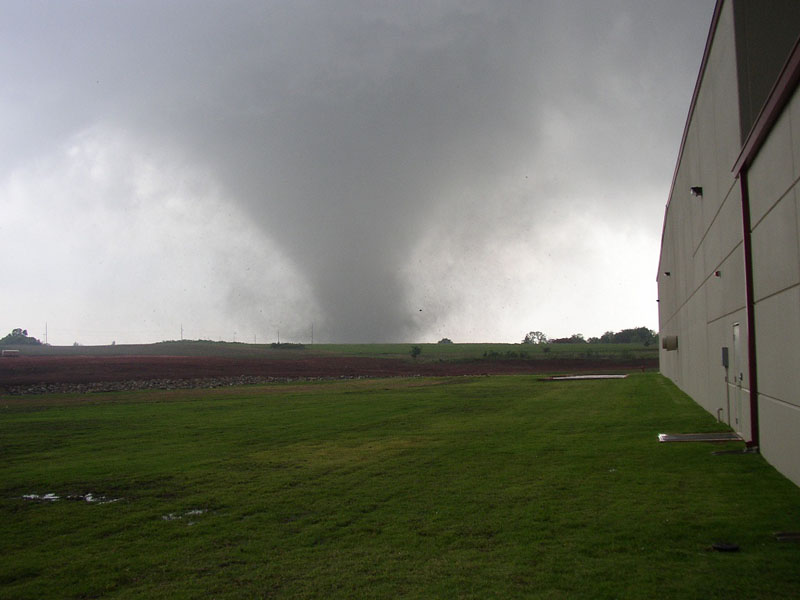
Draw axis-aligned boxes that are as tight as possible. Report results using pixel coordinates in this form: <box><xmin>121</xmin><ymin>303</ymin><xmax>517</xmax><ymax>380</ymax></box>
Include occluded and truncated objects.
<box><xmin>658</xmin><ymin>0</ymin><xmax>800</xmax><ymax>486</ymax></box>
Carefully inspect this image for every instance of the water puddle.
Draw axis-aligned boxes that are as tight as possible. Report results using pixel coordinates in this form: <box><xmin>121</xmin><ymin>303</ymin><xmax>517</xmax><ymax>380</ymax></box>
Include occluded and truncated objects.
<box><xmin>162</xmin><ymin>508</ymin><xmax>208</xmax><ymax>525</ymax></box>
<box><xmin>70</xmin><ymin>493</ymin><xmax>122</xmax><ymax>504</ymax></box>
<box><xmin>22</xmin><ymin>492</ymin><xmax>122</xmax><ymax>504</ymax></box>
<box><xmin>22</xmin><ymin>493</ymin><xmax>60</xmax><ymax>501</ymax></box>
<box><xmin>22</xmin><ymin>493</ymin><xmax>209</xmax><ymax>525</ymax></box>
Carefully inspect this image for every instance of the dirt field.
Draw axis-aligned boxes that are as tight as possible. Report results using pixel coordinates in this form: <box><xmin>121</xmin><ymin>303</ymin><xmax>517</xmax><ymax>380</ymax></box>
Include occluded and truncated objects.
<box><xmin>0</xmin><ymin>354</ymin><xmax>657</xmax><ymax>392</ymax></box>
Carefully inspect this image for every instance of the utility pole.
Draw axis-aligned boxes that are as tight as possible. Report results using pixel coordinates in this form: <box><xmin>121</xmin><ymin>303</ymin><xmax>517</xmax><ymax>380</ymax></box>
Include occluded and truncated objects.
<box><xmin>180</xmin><ymin>323</ymin><xmax>183</xmax><ymax>341</ymax></box>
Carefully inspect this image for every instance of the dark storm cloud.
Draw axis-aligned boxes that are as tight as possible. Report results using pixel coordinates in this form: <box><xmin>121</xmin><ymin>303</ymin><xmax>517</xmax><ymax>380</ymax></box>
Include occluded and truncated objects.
<box><xmin>2</xmin><ymin>1</ymin><xmax>715</xmax><ymax>342</ymax></box>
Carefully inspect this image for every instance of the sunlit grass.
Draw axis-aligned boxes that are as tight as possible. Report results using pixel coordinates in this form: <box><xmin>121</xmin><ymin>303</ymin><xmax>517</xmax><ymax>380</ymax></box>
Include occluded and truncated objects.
<box><xmin>2</xmin><ymin>374</ymin><xmax>798</xmax><ymax>598</ymax></box>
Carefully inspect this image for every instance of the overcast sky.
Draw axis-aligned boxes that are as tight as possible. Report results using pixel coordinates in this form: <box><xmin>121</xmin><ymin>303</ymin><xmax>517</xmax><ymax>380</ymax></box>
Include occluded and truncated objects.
<box><xmin>2</xmin><ymin>0</ymin><xmax>716</xmax><ymax>345</ymax></box>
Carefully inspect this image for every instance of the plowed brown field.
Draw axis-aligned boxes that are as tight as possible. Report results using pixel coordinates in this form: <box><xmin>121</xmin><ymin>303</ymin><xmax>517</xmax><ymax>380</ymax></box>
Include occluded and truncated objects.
<box><xmin>0</xmin><ymin>354</ymin><xmax>656</xmax><ymax>389</ymax></box>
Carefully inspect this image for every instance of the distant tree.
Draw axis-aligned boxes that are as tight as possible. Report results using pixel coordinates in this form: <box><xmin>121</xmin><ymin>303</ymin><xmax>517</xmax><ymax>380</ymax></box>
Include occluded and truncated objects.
<box><xmin>592</xmin><ymin>327</ymin><xmax>658</xmax><ymax>345</ymax></box>
<box><xmin>614</xmin><ymin>327</ymin><xmax>657</xmax><ymax>345</ymax></box>
<box><xmin>437</xmin><ymin>338</ymin><xmax>453</xmax><ymax>344</ymax></box>
<box><xmin>550</xmin><ymin>333</ymin><xmax>587</xmax><ymax>344</ymax></box>
<box><xmin>0</xmin><ymin>328</ymin><xmax>42</xmax><ymax>346</ymax></box>
<box><xmin>600</xmin><ymin>327</ymin><xmax>658</xmax><ymax>346</ymax></box>
<box><xmin>410</xmin><ymin>345</ymin><xmax>422</xmax><ymax>359</ymax></box>
<box><xmin>522</xmin><ymin>331</ymin><xmax>548</xmax><ymax>344</ymax></box>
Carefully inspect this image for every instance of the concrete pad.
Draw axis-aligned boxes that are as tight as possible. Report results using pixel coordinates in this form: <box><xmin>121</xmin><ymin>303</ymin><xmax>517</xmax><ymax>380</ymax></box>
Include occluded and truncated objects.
<box><xmin>657</xmin><ymin>432</ymin><xmax>742</xmax><ymax>443</ymax></box>
<box><xmin>550</xmin><ymin>374</ymin><xmax>629</xmax><ymax>381</ymax></box>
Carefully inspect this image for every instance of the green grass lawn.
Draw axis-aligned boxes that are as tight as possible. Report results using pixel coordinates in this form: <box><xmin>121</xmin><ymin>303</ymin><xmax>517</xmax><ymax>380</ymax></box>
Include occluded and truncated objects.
<box><xmin>2</xmin><ymin>374</ymin><xmax>798</xmax><ymax>598</ymax></box>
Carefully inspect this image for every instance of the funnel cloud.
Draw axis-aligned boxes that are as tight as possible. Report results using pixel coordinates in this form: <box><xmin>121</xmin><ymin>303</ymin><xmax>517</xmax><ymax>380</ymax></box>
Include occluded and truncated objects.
<box><xmin>1</xmin><ymin>1</ymin><xmax>715</xmax><ymax>344</ymax></box>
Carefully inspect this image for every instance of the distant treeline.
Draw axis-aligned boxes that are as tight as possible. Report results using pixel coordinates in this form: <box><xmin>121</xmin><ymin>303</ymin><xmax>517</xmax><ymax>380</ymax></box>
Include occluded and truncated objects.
<box><xmin>592</xmin><ymin>327</ymin><xmax>658</xmax><ymax>345</ymax></box>
<box><xmin>524</xmin><ymin>327</ymin><xmax>657</xmax><ymax>346</ymax></box>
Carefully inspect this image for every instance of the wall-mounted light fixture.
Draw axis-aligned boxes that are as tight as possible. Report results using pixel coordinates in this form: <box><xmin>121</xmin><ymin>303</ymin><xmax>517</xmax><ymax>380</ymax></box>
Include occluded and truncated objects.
<box><xmin>715</xmin><ymin>270</ymin><xmax>721</xmax><ymax>277</ymax></box>
<box><xmin>690</xmin><ymin>186</ymin><xmax>703</xmax><ymax>198</ymax></box>
<box><xmin>663</xmin><ymin>271</ymin><xmax>671</xmax><ymax>276</ymax></box>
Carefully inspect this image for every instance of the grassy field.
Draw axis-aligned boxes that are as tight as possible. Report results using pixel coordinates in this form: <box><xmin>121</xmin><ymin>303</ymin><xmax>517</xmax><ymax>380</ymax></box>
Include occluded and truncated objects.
<box><xmin>313</xmin><ymin>342</ymin><xmax>656</xmax><ymax>361</ymax></box>
<box><xmin>2</xmin><ymin>374</ymin><xmax>798</xmax><ymax>598</ymax></box>
<box><xmin>4</xmin><ymin>340</ymin><xmax>657</xmax><ymax>361</ymax></box>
